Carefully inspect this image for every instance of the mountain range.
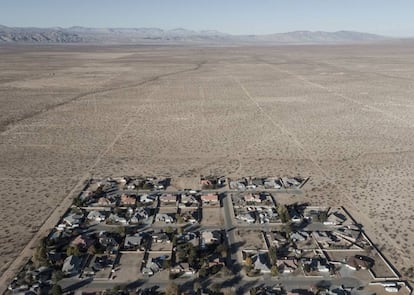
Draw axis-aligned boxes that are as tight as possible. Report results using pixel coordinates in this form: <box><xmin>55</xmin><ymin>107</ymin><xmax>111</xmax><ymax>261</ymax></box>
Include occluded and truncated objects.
<box><xmin>0</xmin><ymin>25</ymin><xmax>389</xmax><ymax>44</ymax></box>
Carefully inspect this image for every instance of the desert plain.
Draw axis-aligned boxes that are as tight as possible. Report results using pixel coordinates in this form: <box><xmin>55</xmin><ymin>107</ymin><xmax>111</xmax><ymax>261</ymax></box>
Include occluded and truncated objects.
<box><xmin>0</xmin><ymin>43</ymin><xmax>413</xmax><ymax>287</ymax></box>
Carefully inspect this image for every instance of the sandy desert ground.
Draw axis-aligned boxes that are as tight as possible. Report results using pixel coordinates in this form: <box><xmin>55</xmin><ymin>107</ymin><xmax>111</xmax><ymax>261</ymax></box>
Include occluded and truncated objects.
<box><xmin>0</xmin><ymin>43</ymin><xmax>413</xmax><ymax>285</ymax></box>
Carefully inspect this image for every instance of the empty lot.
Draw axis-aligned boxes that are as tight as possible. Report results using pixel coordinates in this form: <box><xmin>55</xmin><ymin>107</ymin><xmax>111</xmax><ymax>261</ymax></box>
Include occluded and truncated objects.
<box><xmin>0</xmin><ymin>43</ymin><xmax>413</xmax><ymax>284</ymax></box>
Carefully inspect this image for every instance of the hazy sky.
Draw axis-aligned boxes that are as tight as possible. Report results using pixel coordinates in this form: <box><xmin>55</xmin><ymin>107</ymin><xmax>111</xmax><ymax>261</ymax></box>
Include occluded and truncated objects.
<box><xmin>1</xmin><ymin>0</ymin><xmax>413</xmax><ymax>37</ymax></box>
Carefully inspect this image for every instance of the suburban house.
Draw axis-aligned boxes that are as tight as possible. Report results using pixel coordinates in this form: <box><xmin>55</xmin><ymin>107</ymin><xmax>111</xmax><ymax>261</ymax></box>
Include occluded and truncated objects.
<box><xmin>200</xmin><ymin>176</ymin><xmax>226</xmax><ymax>189</ymax></box>
<box><xmin>229</xmin><ymin>179</ymin><xmax>247</xmax><ymax>190</ymax></box>
<box><xmin>252</xmin><ymin>253</ymin><xmax>271</xmax><ymax>273</ymax></box>
<box><xmin>277</xmin><ymin>258</ymin><xmax>298</xmax><ymax>274</ymax></box>
<box><xmin>142</xmin><ymin>260</ymin><xmax>161</xmax><ymax>276</ymax></box>
<box><xmin>98</xmin><ymin>232</ymin><xmax>120</xmax><ymax>254</ymax></box>
<box><xmin>63</xmin><ymin>214</ymin><xmax>83</xmax><ymax>227</ymax></box>
<box><xmin>152</xmin><ymin>232</ymin><xmax>169</xmax><ymax>243</ymax></box>
<box><xmin>120</xmin><ymin>194</ymin><xmax>136</xmax><ymax>206</ymax></box>
<box><xmin>201</xmin><ymin>230</ymin><xmax>221</xmax><ymax>245</ymax></box>
<box><xmin>70</xmin><ymin>234</ymin><xmax>93</xmax><ymax>250</ymax></box>
<box><xmin>264</xmin><ymin>178</ymin><xmax>282</xmax><ymax>189</ymax></box>
<box><xmin>171</xmin><ymin>263</ymin><xmax>195</xmax><ymax>276</ymax></box>
<box><xmin>200</xmin><ymin>193</ymin><xmax>219</xmax><ymax>206</ymax></box>
<box><xmin>177</xmin><ymin>232</ymin><xmax>199</xmax><ymax>247</ymax></box>
<box><xmin>124</xmin><ymin>232</ymin><xmax>149</xmax><ymax>251</ymax></box>
<box><xmin>244</xmin><ymin>193</ymin><xmax>262</xmax><ymax>203</ymax></box>
<box><xmin>130</xmin><ymin>208</ymin><xmax>150</xmax><ymax>224</ymax></box>
<box><xmin>180</xmin><ymin>211</ymin><xmax>198</xmax><ymax>224</ymax></box>
<box><xmin>62</xmin><ymin>255</ymin><xmax>81</xmax><ymax>276</ymax></box>
<box><xmin>179</xmin><ymin>194</ymin><xmax>199</xmax><ymax>207</ymax></box>
<box><xmin>87</xmin><ymin>211</ymin><xmax>106</xmax><ymax>222</ymax></box>
<box><xmin>139</xmin><ymin>194</ymin><xmax>156</xmax><ymax>204</ymax></box>
<box><xmin>159</xmin><ymin>193</ymin><xmax>177</xmax><ymax>204</ymax></box>
<box><xmin>200</xmin><ymin>178</ymin><xmax>213</xmax><ymax>188</ymax></box>
<box><xmin>97</xmin><ymin>197</ymin><xmax>113</xmax><ymax>206</ymax></box>
<box><xmin>155</xmin><ymin>213</ymin><xmax>174</xmax><ymax>223</ymax></box>
<box><xmin>290</xmin><ymin>231</ymin><xmax>309</xmax><ymax>243</ymax></box>
<box><xmin>108</xmin><ymin>213</ymin><xmax>127</xmax><ymax>225</ymax></box>
<box><xmin>238</xmin><ymin>212</ymin><xmax>256</xmax><ymax>224</ymax></box>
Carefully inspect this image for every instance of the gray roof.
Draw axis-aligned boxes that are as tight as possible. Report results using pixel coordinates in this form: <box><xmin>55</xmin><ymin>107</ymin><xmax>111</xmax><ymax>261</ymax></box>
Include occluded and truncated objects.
<box><xmin>62</xmin><ymin>255</ymin><xmax>80</xmax><ymax>275</ymax></box>
<box><xmin>124</xmin><ymin>233</ymin><xmax>143</xmax><ymax>248</ymax></box>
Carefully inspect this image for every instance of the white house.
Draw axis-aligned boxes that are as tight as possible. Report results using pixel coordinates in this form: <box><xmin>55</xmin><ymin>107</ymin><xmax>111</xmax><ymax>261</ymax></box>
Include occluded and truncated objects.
<box><xmin>87</xmin><ymin>211</ymin><xmax>106</xmax><ymax>222</ymax></box>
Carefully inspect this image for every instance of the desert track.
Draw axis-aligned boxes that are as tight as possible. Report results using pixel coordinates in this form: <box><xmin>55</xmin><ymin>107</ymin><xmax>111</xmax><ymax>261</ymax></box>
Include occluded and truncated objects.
<box><xmin>0</xmin><ymin>44</ymin><xmax>413</xmax><ymax>290</ymax></box>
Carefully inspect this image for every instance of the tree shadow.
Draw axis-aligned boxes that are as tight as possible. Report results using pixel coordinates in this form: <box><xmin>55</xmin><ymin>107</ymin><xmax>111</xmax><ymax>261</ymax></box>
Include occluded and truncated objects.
<box><xmin>125</xmin><ymin>279</ymin><xmax>145</xmax><ymax>289</ymax></box>
<box><xmin>62</xmin><ymin>277</ymin><xmax>93</xmax><ymax>292</ymax></box>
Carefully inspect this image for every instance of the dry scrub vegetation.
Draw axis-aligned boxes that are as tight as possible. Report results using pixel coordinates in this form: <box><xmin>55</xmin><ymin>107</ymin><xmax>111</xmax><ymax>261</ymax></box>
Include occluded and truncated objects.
<box><xmin>0</xmin><ymin>43</ymin><xmax>413</xmax><ymax>281</ymax></box>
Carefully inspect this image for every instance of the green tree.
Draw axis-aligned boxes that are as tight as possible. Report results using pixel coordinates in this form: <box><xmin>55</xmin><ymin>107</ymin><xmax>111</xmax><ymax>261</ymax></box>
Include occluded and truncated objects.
<box><xmin>198</xmin><ymin>267</ymin><xmax>208</xmax><ymax>278</ymax></box>
<box><xmin>87</xmin><ymin>244</ymin><xmax>96</xmax><ymax>256</ymax></box>
<box><xmin>245</xmin><ymin>256</ymin><xmax>253</xmax><ymax>267</ymax></box>
<box><xmin>104</xmin><ymin>286</ymin><xmax>122</xmax><ymax>295</ymax></box>
<box><xmin>142</xmin><ymin>182</ymin><xmax>153</xmax><ymax>190</ymax></box>
<box><xmin>33</xmin><ymin>238</ymin><xmax>49</xmax><ymax>267</ymax></box>
<box><xmin>317</xmin><ymin>211</ymin><xmax>328</xmax><ymax>222</ymax></box>
<box><xmin>162</xmin><ymin>259</ymin><xmax>171</xmax><ymax>269</ymax></box>
<box><xmin>166</xmin><ymin>282</ymin><xmax>180</xmax><ymax>295</ymax></box>
<box><xmin>24</xmin><ymin>274</ymin><xmax>34</xmax><ymax>285</ymax></box>
<box><xmin>52</xmin><ymin>270</ymin><xmax>64</xmax><ymax>283</ymax></box>
<box><xmin>268</xmin><ymin>246</ymin><xmax>278</xmax><ymax>264</ymax></box>
<box><xmin>165</xmin><ymin>226</ymin><xmax>174</xmax><ymax>234</ymax></box>
<box><xmin>50</xmin><ymin>284</ymin><xmax>63</xmax><ymax>295</ymax></box>
<box><xmin>277</xmin><ymin>205</ymin><xmax>290</xmax><ymax>223</ymax></box>
<box><xmin>194</xmin><ymin>281</ymin><xmax>202</xmax><ymax>293</ymax></box>
<box><xmin>210</xmin><ymin>283</ymin><xmax>221</xmax><ymax>294</ymax></box>
<box><xmin>188</xmin><ymin>246</ymin><xmax>198</xmax><ymax>266</ymax></box>
<box><xmin>271</xmin><ymin>265</ymin><xmax>279</xmax><ymax>276</ymax></box>
<box><xmin>73</xmin><ymin>196</ymin><xmax>85</xmax><ymax>207</ymax></box>
<box><xmin>245</xmin><ymin>256</ymin><xmax>253</xmax><ymax>273</ymax></box>
<box><xmin>175</xmin><ymin>214</ymin><xmax>184</xmax><ymax>224</ymax></box>
<box><xmin>216</xmin><ymin>243</ymin><xmax>228</xmax><ymax>256</ymax></box>
<box><xmin>116</xmin><ymin>226</ymin><xmax>126</xmax><ymax>237</ymax></box>
<box><xmin>283</xmin><ymin>222</ymin><xmax>293</xmax><ymax>236</ymax></box>
<box><xmin>66</xmin><ymin>245</ymin><xmax>80</xmax><ymax>257</ymax></box>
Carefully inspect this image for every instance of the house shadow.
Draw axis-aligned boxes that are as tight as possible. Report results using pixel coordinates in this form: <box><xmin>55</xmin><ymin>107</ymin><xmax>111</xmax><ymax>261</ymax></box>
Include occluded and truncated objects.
<box><xmin>235</xmin><ymin>278</ymin><xmax>261</xmax><ymax>295</ymax></box>
<box><xmin>292</xmin><ymin>289</ymin><xmax>315</xmax><ymax>295</ymax></box>
<box><xmin>316</xmin><ymin>280</ymin><xmax>332</xmax><ymax>290</ymax></box>
<box><xmin>62</xmin><ymin>277</ymin><xmax>93</xmax><ymax>292</ymax></box>
<box><xmin>230</xmin><ymin>241</ymin><xmax>246</xmax><ymax>254</ymax></box>
<box><xmin>125</xmin><ymin>279</ymin><xmax>145</xmax><ymax>289</ymax></box>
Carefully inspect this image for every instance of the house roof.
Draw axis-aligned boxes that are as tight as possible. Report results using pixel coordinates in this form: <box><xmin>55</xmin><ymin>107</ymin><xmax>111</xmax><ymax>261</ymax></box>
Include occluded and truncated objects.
<box><xmin>253</xmin><ymin>253</ymin><xmax>271</xmax><ymax>272</ymax></box>
<box><xmin>200</xmin><ymin>179</ymin><xmax>213</xmax><ymax>185</ymax></box>
<box><xmin>201</xmin><ymin>193</ymin><xmax>218</xmax><ymax>202</ymax></box>
<box><xmin>202</xmin><ymin>231</ymin><xmax>221</xmax><ymax>243</ymax></box>
<box><xmin>159</xmin><ymin>194</ymin><xmax>176</xmax><ymax>202</ymax></box>
<box><xmin>71</xmin><ymin>235</ymin><xmax>92</xmax><ymax>247</ymax></box>
<box><xmin>181</xmin><ymin>195</ymin><xmax>197</xmax><ymax>203</ymax></box>
<box><xmin>279</xmin><ymin>258</ymin><xmax>298</xmax><ymax>269</ymax></box>
<box><xmin>121</xmin><ymin>194</ymin><xmax>136</xmax><ymax>204</ymax></box>
<box><xmin>62</xmin><ymin>255</ymin><xmax>81</xmax><ymax>274</ymax></box>
<box><xmin>124</xmin><ymin>233</ymin><xmax>143</xmax><ymax>247</ymax></box>
<box><xmin>63</xmin><ymin>214</ymin><xmax>82</xmax><ymax>226</ymax></box>
<box><xmin>244</xmin><ymin>193</ymin><xmax>261</xmax><ymax>202</ymax></box>
<box><xmin>252</xmin><ymin>178</ymin><xmax>264</xmax><ymax>186</ymax></box>
<box><xmin>87</xmin><ymin>211</ymin><xmax>105</xmax><ymax>219</ymax></box>
<box><xmin>98</xmin><ymin>197</ymin><xmax>111</xmax><ymax>205</ymax></box>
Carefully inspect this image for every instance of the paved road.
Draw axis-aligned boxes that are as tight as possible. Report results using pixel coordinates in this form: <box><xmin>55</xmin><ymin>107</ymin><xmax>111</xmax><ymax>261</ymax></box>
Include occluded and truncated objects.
<box><xmin>222</xmin><ymin>193</ymin><xmax>243</xmax><ymax>273</ymax></box>
<box><xmin>63</xmin><ymin>273</ymin><xmax>363</xmax><ymax>295</ymax></box>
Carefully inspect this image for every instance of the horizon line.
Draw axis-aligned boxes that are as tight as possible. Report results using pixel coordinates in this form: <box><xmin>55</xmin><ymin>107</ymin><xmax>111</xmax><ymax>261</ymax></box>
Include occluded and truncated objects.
<box><xmin>1</xmin><ymin>24</ymin><xmax>409</xmax><ymax>38</ymax></box>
